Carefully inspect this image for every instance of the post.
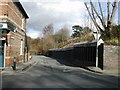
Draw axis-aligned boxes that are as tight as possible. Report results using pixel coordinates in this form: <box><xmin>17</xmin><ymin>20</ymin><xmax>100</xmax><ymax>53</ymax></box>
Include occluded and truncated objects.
<box><xmin>96</xmin><ymin>31</ymin><xmax>98</xmax><ymax>68</ymax></box>
<box><xmin>93</xmin><ymin>31</ymin><xmax>99</xmax><ymax>68</ymax></box>
<box><xmin>12</xmin><ymin>57</ymin><xmax>16</xmax><ymax>70</ymax></box>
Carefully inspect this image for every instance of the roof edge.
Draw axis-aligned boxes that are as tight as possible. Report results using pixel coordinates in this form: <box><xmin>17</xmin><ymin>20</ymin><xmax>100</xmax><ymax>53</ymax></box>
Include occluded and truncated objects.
<box><xmin>13</xmin><ymin>0</ymin><xmax>29</xmax><ymax>19</ymax></box>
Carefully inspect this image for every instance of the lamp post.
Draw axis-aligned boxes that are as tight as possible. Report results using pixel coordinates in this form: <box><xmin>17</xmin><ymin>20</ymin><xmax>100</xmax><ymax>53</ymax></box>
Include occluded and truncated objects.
<box><xmin>93</xmin><ymin>31</ymin><xmax>101</xmax><ymax>68</ymax></box>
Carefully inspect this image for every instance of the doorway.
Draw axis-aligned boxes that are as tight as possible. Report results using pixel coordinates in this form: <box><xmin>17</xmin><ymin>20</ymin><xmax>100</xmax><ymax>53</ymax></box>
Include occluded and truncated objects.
<box><xmin>0</xmin><ymin>30</ymin><xmax>6</xmax><ymax>68</ymax></box>
<box><xmin>0</xmin><ymin>40</ymin><xmax>5</xmax><ymax>68</ymax></box>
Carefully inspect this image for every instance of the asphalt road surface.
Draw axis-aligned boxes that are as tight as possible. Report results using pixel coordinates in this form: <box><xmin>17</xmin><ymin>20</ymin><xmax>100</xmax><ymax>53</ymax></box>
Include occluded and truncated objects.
<box><xmin>1</xmin><ymin>55</ymin><xmax>119</xmax><ymax>88</ymax></box>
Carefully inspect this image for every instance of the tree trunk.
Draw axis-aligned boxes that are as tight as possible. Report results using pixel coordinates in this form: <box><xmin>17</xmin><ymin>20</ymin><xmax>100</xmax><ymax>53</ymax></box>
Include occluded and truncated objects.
<box><xmin>103</xmin><ymin>21</ymin><xmax>111</xmax><ymax>40</ymax></box>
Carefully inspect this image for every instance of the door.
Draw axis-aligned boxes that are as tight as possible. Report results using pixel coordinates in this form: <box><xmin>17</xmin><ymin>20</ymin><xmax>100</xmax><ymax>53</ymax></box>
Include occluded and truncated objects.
<box><xmin>0</xmin><ymin>40</ymin><xmax>4</xmax><ymax>68</ymax></box>
<box><xmin>0</xmin><ymin>30</ymin><xmax>5</xmax><ymax>68</ymax></box>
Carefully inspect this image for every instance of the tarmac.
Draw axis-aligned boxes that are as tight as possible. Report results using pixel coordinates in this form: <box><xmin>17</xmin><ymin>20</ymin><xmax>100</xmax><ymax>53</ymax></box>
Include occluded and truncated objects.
<box><xmin>0</xmin><ymin>58</ymin><xmax>119</xmax><ymax>77</ymax></box>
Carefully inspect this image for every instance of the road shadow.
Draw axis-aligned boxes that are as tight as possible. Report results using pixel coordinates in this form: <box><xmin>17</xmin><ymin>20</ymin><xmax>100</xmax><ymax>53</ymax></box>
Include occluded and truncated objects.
<box><xmin>2</xmin><ymin>64</ymin><xmax>119</xmax><ymax>88</ymax></box>
<box><xmin>47</xmin><ymin>56</ymin><xmax>96</xmax><ymax>72</ymax></box>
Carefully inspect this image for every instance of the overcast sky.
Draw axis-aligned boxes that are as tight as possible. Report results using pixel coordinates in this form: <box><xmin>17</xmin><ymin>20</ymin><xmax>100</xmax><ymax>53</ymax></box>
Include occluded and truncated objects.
<box><xmin>19</xmin><ymin>0</ymin><xmax>118</xmax><ymax>38</ymax></box>
<box><xmin>19</xmin><ymin>0</ymin><xmax>90</xmax><ymax>38</ymax></box>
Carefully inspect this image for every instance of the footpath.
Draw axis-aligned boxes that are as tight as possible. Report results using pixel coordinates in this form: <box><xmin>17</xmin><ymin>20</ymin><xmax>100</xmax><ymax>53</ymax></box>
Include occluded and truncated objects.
<box><xmin>86</xmin><ymin>66</ymin><xmax>119</xmax><ymax>77</ymax></box>
<box><xmin>1</xmin><ymin>59</ymin><xmax>36</xmax><ymax>75</ymax></box>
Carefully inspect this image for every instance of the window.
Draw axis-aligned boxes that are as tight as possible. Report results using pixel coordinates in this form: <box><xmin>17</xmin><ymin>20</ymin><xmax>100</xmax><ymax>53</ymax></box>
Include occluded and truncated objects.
<box><xmin>22</xmin><ymin>18</ymin><xmax>25</xmax><ymax>30</ymax></box>
<box><xmin>20</xmin><ymin>39</ymin><xmax>23</xmax><ymax>55</ymax></box>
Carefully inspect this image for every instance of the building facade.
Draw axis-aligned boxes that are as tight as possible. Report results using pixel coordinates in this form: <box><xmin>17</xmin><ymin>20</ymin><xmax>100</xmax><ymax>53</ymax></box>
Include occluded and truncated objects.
<box><xmin>0</xmin><ymin>0</ymin><xmax>29</xmax><ymax>68</ymax></box>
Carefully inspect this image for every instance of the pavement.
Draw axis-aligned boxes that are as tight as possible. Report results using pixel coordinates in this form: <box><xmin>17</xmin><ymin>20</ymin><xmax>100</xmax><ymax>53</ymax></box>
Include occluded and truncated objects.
<box><xmin>1</xmin><ymin>59</ymin><xmax>36</xmax><ymax>75</ymax></box>
<box><xmin>87</xmin><ymin>66</ymin><xmax>119</xmax><ymax>76</ymax></box>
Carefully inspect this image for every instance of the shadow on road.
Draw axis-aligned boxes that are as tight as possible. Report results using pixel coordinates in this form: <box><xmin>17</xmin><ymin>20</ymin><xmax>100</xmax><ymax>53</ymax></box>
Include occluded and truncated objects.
<box><xmin>2</xmin><ymin>55</ymin><xmax>119</xmax><ymax>88</ymax></box>
<box><xmin>47</xmin><ymin>56</ymin><xmax>96</xmax><ymax>72</ymax></box>
<box><xmin>2</xmin><ymin>64</ymin><xmax>119</xmax><ymax>88</ymax></box>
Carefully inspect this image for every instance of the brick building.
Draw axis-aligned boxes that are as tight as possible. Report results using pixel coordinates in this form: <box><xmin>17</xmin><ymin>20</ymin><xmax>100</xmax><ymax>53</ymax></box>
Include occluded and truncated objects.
<box><xmin>0</xmin><ymin>0</ymin><xmax>29</xmax><ymax>68</ymax></box>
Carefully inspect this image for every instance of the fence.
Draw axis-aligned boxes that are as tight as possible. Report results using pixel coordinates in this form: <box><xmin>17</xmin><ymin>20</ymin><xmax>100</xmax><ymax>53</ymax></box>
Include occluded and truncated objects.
<box><xmin>48</xmin><ymin>40</ymin><xmax>104</xmax><ymax>70</ymax></box>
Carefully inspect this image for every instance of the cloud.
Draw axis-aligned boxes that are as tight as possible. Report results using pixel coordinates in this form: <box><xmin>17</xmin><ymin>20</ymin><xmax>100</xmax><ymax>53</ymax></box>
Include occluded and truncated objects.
<box><xmin>20</xmin><ymin>0</ymin><xmax>87</xmax><ymax>38</ymax></box>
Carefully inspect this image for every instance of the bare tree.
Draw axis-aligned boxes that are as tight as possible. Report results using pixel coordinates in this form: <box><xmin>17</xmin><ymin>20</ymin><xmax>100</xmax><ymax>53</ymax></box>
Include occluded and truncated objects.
<box><xmin>84</xmin><ymin>0</ymin><xmax>118</xmax><ymax>39</ymax></box>
<box><xmin>57</xmin><ymin>25</ymin><xmax>70</xmax><ymax>42</ymax></box>
<box><xmin>41</xmin><ymin>23</ymin><xmax>55</xmax><ymax>54</ymax></box>
<box><xmin>42</xmin><ymin>23</ymin><xmax>54</xmax><ymax>37</ymax></box>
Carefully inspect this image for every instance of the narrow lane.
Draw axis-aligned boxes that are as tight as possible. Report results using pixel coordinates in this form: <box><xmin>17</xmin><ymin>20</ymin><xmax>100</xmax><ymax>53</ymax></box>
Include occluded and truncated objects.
<box><xmin>2</xmin><ymin>55</ymin><xmax>119</xmax><ymax>88</ymax></box>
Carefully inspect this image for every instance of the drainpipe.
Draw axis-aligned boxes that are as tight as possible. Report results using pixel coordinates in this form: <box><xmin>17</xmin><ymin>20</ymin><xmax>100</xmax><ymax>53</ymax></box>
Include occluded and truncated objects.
<box><xmin>24</xmin><ymin>31</ymin><xmax>28</xmax><ymax>62</ymax></box>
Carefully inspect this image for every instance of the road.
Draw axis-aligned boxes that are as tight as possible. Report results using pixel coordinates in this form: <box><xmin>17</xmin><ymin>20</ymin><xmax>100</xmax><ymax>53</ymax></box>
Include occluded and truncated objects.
<box><xmin>1</xmin><ymin>55</ymin><xmax>119</xmax><ymax>88</ymax></box>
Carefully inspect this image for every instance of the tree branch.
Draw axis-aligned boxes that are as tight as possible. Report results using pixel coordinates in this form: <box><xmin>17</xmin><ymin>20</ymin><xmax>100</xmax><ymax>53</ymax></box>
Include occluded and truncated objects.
<box><xmin>90</xmin><ymin>1</ymin><xmax>105</xmax><ymax>31</ymax></box>
<box><xmin>98</xmin><ymin>0</ymin><xmax>106</xmax><ymax>28</ymax></box>
<box><xmin>107</xmin><ymin>0</ymin><xmax>110</xmax><ymax>26</ymax></box>
<box><xmin>110</xmin><ymin>0</ymin><xmax>117</xmax><ymax>23</ymax></box>
<box><xmin>85</xmin><ymin>2</ymin><xmax>103</xmax><ymax>32</ymax></box>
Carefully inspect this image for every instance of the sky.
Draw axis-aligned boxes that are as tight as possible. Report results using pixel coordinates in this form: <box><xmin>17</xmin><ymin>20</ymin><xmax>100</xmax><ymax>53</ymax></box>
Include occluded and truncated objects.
<box><xmin>118</xmin><ymin>2</ymin><xmax>120</xmax><ymax>24</ymax></box>
<box><xmin>20</xmin><ymin>0</ymin><xmax>88</xmax><ymax>38</ymax></box>
<box><xmin>19</xmin><ymin>0</ymin><xmax>119</xmax><ymax>38</ymax></box>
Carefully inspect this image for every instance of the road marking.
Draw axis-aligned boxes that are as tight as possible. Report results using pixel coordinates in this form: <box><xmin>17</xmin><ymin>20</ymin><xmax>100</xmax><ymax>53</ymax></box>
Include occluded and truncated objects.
<box><xmin>20</xmin><ymin>61</ymin><xmax>38</xmax><ymax>74</ymax></box>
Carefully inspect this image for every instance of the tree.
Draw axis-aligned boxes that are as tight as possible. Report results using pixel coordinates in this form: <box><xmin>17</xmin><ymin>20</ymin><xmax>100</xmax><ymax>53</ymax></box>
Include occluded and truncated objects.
<box><xmin>42</xmin><ymin>37</ymin><xmax>55</xmax><ymax>54</ymax></box>
<box><xmin>55</xmin><ymin>25</ymin><xmax>70</xmax><ymax>43</ymax></box>
<box><xmin>111</xmin><ymin>24</ymin><xmax>120</xmax><ymax>39</ymax></box>
<box><xmin>84</xmin><ymin>0</ymin><xmax>118</xmax><ymax>40</ymax></box>
<box><xmin>28</xmin><ymin>38</ymin><xmax>41</xmax><ymax>55</ymax></box>
<box><xmin>71</xmin><ymin>25</ymin><xmax>83</xmax><ymax>38</ymax></box>
<box><xmin>42</xmin><ymin>23</ymin><xmax>54</xmax><ymax>37</ymax></box>
<box><xmin>41</xmin><ymin>24</ymin><xmax>55</xmax><ymax>53</ymax></box>
<box><xmin>83</xmin><ymin>27</ymin><xmax>91</xmax><ymax>34</ymax></box>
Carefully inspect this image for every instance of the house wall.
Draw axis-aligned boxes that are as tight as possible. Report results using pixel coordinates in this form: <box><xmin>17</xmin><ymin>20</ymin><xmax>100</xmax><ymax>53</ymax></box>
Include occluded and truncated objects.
<box><xmin>0</xmin><ymin>0</ymin><xmax>26</xmax><ymax>30</ymax></box>
<box><xmin>0</xmin><ymin>0</ymin><xmax>27</xmax><ymax>65</ymax></box>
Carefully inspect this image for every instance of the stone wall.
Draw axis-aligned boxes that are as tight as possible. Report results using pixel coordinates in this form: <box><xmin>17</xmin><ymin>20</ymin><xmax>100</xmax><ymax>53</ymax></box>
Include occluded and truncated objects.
<box><xmin>104</xmin><ymin>45</ymin><xmax>119</xmax><ymax>70</ymax></box>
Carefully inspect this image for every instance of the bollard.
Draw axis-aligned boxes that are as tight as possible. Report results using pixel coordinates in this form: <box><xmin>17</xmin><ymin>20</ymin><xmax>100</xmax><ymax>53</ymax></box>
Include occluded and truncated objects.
<box><xmin>12</xmin><ymin>57</ymin><xmax>16</xmax><ymax>70</ymax></box>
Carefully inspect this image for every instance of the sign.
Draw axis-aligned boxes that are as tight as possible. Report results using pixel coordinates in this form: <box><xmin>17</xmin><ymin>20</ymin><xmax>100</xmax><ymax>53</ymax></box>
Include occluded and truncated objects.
<box><xmin>0</xmin><ymin>37</ymin><xmax>6</xmax><ymax>40</ymax></box>
<box><xmin>0</xmin><ymin>23</ymin><xmax>16</xmax><ymax>32</ymax></box>
<box><xmin>0</xmin><ymin>24</ymin><xmax>3</xmax><ymax>28</ymax></box>
<box><xmin>0</xmin><ymin>23</ymin><xmax>8</xmax><ymax>29</ymax></box>
<box><xmin>8</xmin><ymin>23</ymin><xmax>16</xmax><ymax>31</ymax></box>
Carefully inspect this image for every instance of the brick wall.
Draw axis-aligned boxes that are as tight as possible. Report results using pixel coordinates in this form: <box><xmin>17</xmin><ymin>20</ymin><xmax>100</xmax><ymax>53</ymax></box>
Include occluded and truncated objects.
<box><xmin>0</xmin><ymin>0</ymin><xmax>26</xmax><ymax>29</ymax></box>
<box><xmin>8</xmin><ymin>2</ymin><xmax>22</xmax><ymax>28</ymax></box>
<box><xmin>0</xmin><ymin>0</ymin><xmax>27</xmax><ymax>65</ymax></box>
